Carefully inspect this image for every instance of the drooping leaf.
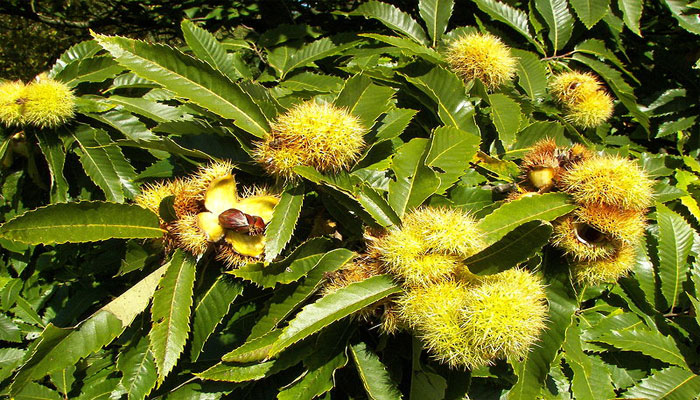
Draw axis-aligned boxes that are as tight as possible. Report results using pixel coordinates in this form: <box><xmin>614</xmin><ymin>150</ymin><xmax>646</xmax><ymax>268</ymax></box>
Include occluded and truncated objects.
<box><xmin>593</xmin><ymin>327</ymin><xmax>688</xmax><ymax>368</ymax></box>
<box><xmin>149</xmin><ymin>250</ymin><xmax>196</xmax><ymax>382</ymax></box>
<box><xmin>419</xmin><ymin>0</ymin><xmax>455</xmax><ymax>46</ymax></box>
<box><xmin>400</xmin><ymin>66</ymin><xmax>478</xmax><ymax>135</ymax></box>
<box><xmin>0</xmin><ymin>201</ymin><xmax>162</xmax><ymax>245</ymax></box>
<box><xmin>488</xmin><ymin>93</ymin><xmax>521</xmax><ymax>148</ymax></box>
<box><xmin>477</xmin><ymin>193</ymin><xmax>576</xmax><ymax>245</ymax></box>
<box><xmin>269</xmin><ymin>275</ymin><xmax>401</xmax><ymax>356</ymax></box>
<box><xmin>534</xmin><ymin>0</ymin><xmax>574</xmax><ymax>51</ymax></box>
<box><xmin>388</xmin><ymin>138</ymin><xmax>441</xmax><ymax>217</ymax></box>
<box><xmin>622</xmin><ymin>366</ymin><xmax>700</xmax><ymax>399</ymax></box>
<box><xmin>350</xmin><ymin>342</ymin><xmax>403</xmax><ymax>400</ymax></box>
<box><xmin>569</xmin><ymin>0</ymin><xmax>610</xmax><ymax>29</ymax></box>
<box><xmin>264</xmin><ymin>182</ymin><xmax>305</xmax><ymax>262</ymax></box>
<box><xmin>190</xmin><ymin>277</ymin><xmax>244</xmax><ymax>362</ymax></box>
<box><xmin>466</xmin><ymin>221</ymin><xmax>552</xmax><ymax>275</ymax></box>
<box><xmin>181</xmin><ymin>19</ymin><xmax>240</xmax><ymax>82</ymax></box>
<box><xmin>508</xmin><ymin>265</ymin><xmax>577</xmax><ymax>400</ymax></box>
<box><xmin>229</xmin><ymin>238</ymin><xmax>333</xmax><ymax>288</ymax></box>
<box><xmin>247</xmin><ymin>249</ymin><xmax>354</xmax><ymax>340</ymax></box>
<box><xmin>425</xmin><ymin>126</ymin><xmax>480</xmax><ymax>194</ymax></box>
<box><xmin>617</xmin><ymin>0</ymin><xmax>643</xmax><ymax>35</ymax></box>
<box><xmin>350</xmin><ymin>1</ymin><xmax>429</xmax><ymax>45</ymax></box>
<box><xmin>117</xmin><ymin>333</ymin><xmax>157</xmax><ymax>400</ymax></box>
<box><xmin>334</xmin><ymin>73</ymin><xmax>396</xmax><ymax>129</ymax></box>
<box><xmin>94</xmin><ymin>34</ymin><xmax>270</xmax><ymax>137</ymax></box>
<box><xmin>563</xmin><ymin>324</ymin><xmax>615</xmax><ymax>400</ymax></box>
<box><xmin>35</xmin><ymin>130</ymin><xmax>69</xmax><ymax>203</ymax></box>
<box><xmin>512</xmin><ymin>49</ymin><xmax>548</xmax><ymax>100</ymax></box>
<box><xmin>10</xmin><ymin>263</ymin><xmax>167</xmax><ymax>395</ymax></box>
<box><xmin>656</xmin><ymin>203</ymin><xmax>694</xmax><ymax>311</ymax></box>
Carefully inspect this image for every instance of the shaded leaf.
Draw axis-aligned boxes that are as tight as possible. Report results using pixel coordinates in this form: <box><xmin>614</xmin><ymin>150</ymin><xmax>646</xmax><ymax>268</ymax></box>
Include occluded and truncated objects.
<box><xmin>617</xmin><ymin>0</ymin><xmax>643</xmax><ymax>35</ymax></box>
<box><xmin>117</xmin><ymin>333</ymin><xmax>157</xmax><ymax>400</ymax></box>
<box><xmin>388</xmin><ymin>138</ymin><xmax>440</xmax><ymax>217</ymax></box>
<box><xmin>36</xmin><ymin>130</ymin><xmax>69</xmax><ymax>203</ymax></box>
<box><xmin>662</xmin><ymin>0</ymin><xmax>700</xmax><ymax>35</ymax></box>
<box><xmin>569</xmin><ymin>0</ymin><xmax>610</xmax><ymax>29</ymax></box>
<box><xmin>350</xmin><ymin>342</ymin><xmax>403</xmax><ymax>400</ymax></box>
<box><xmin>563</xmin><ymin>324</ymin><xmax>615</xmax><ymax>400</ymax></box>
<box><xmin>0</xmin><ymin>201</ymin><xmax>162</xmax><ymax>245</ymax></box>
<box><xmin>594</xmin><ymin>327</ymin><xmax>688</xmax><ymax>368</ymax></box>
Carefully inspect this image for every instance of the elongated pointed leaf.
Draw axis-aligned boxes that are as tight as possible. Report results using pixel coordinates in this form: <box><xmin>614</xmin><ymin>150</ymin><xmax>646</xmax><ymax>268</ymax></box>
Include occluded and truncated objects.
<box><xmin>149</xmin><ymin>251</ymin><xmax>196</xmax><ymax>382</ymax></box>
<box><xmin>508</xmin><ymin>265</ymin><xmax>577</xmax><ymax>400</ymax></box>
<box><xmin>535</xmin><ymin>0</ymin><xmax>574</xmax><ymax>51</ymax></box>
<box><xmin>563</xmin><ymin>324</ymin><xmax>615</xmax><ymax>400</ymax></box>
<box><xmin>357</xmin><ymin>185</ymin><xmax>402</xmax><ymax>228</ymax></box>
<box><xmin>419</xmin><ymin>0</ymin><xmax>454</xmax><ymax>46</ymax></box>
<box><xmin>269</xmin><ymin>275</ymin><xmax>401</xmax><ymax>356</ymax></box>
<box><xmin>10</xmin><ymin>265</ymin><xmax>167</xmax><ymax>394</ymax></box>
<box><xmin>656</xmin><ymin>204</ymin><xmax>694</xmax><ymax>311</ymax></box>
<box><xmin>350</xmin><ymin>342</ymin><xmax>403</xmax><ymax>400</ymax></box>
<box><xmin>512</xmin><ymin>49</ymin><xmax>548</xmax><ymax>100</ymax></box>
<box><xmin>594</xmin><ymin>327</ymin><xmax>688</xmax><ymax>368</ymax></box>
<box><xmin>488</xmin><ymin>93</ymin><xmax>521</xmax><ymax>148</ymax></box>
<box><xmin>663</xmin><ymin>0</ymin><xmax>700</xmax><ymax>35</ymax></box>
<box><xmin>473</xmin><ymin>0</ymin><xmax>544</xmax><ymax>53</ymax></box>
<box><xmin>190</xmin><ymin>277</ymin><xmax>244</xmax><ymax>362</ymax></box>
<box><xmin>618</xmin><ymin>0</ymin><xmax>642</xmax><ymax>35</ymax></box>
<box><xmin>181</xmin><ymin>20</ymin><xmax>240</xmax><ymax>82</ymax></box>
<box><xmin>350</xmin><ymin>1</ymin><xmax>429</xmax><ymax>45</ymax></box>
<box><xmin>623</xmin><ymin>367</ymin><xmax>700</xmax><ymax>399</ymax></box>
<box><xmin>48</xmin><ymin>39</ymin><xmax>102</xmax><ymax>78</ymax></box>
<box><xmin>14</xmin><ymin>382</ymin><xmax>62</xmax><ymax>400</ymax></box>
<box><xmin>94</xmin><ymin>34</ymin><xmax>269</xmax><ymax>137</ymax></box>
<box><xmin>117</xmin><ymin>333</ymin><xmax>157</xmax><ymax>400</ymax></box>
<box><xmin>477</xmin><ymin>193</ymin><xmax>575</xmax><ymax>245</ymax></box>
<box><xmin>230</xmin><ymin>238</ymin><xmax>332</xmax><ymax>288</ymax></box>
<box><xmin>36</xmin><ymin>130</ymin><xmax>69</xmax><ymax>203</ymax></box>
<box><xmin>466</xmin><ymin>221</ymin><xmax>552</xmax><ymax>275</ymax></box>
<box><xmin>107</xmin><ymin>96</ymin><xmax>188</xmax><ymax>123</ymax></box>
<box><xmin>425</xmin><ymin>126</ymin><xmax>480</xmax><ymax>193</ymax></box>
<box><xmin>400</xmin><ymin>66</ymin><xmax>477</xmax><ymax>135</ymax></box>
<box><xmin>334</xmin><ymin>74</ymin><xmax>396</xmax><ymax>128</ymax></box>
<box><xmin>569</xmin><ymin>0</ymin><xmax>609</xmax><ymax>29</ymax></box>
<box><xmin>277</xmin><ymin>349</ymin><xmax>347</xmax><ymax>400</ymax></box>
<box><xmin>0</xmin><ymin>202</ymin><xmax>162</xmax><ymax>245</ymax></box>
<box><xmin>83</xmin><ymin>109</ymin><xmax>158</xmax><ymax>142</ymax></box>
<box><xmin>54</xmin><ymin>56</ymin><xmax>124</xmax><ymax>88</ymax></box>
<box><xmin>264</xmin><ymin>182</ymin><xmax>304</xmax><ymax>262</ymax></box>
<box><xmin>360</xmin><ymin>34</ymin><xmax>444</xmax><ymax>64</ymax></box>
<box><xmin>388</xmin><ymin>138</ymin><xmax>440</xmax><ymax>217</ymax></box>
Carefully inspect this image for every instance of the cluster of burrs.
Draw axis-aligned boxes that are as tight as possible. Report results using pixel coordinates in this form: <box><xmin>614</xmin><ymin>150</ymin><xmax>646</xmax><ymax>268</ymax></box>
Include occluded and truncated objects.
<box><xmin>324</xmin><ymin>207</ymin><xmax>548</xmax><ymax>370</ymax></box>
<box><xmin>550</xmin><ymin>71</ymin><xmax>614</xmax><ymax>129</ymax></box>
<box><xmin>0</xmin><ymin>73</ymin><xmax>75</xmax><ymax>128</ymax></box>
<box><xmin>517</xmin><ymin>139</ymin><xmax>654</xmax><ymax>284</ymax></box>
<box><xmin>135</xmin><ymin>161</ymin><xmax>279</xmax><ymax>267</ymax></box>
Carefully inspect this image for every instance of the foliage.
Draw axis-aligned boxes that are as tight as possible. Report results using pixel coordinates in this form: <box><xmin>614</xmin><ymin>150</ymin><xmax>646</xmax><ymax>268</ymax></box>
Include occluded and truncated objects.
<box><xmin>1</xmin><ymin>0</ymin><xmax>700</xmax><ymax>399</ymax></box>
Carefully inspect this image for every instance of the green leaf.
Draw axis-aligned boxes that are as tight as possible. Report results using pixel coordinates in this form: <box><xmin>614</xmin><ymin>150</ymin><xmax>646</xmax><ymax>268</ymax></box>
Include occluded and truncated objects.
<box><xmin>388</xmin><ymin>138</ymin><xmax>440</xmax><ymax>217</ymax></box>
<box><xmin>534</xmin><ymin>0</ymin><xmax>574</xmax><ymax>51</ymax></box>
<box><xmin>623</xmin><ymin>367</ymin><xmax>700</xmax><ymax>399</ymax></box>
<box><xmin>512</xmin><ymin>49</ymin><xmax>548</xmax><ymax>100</ymax></box>
<box><xmin>264</xmin><ymin>182</ymin><xmax>305</xmax><ymax>262</ymax></box>
<box><xmin>374</xmin><ymin>108</ymin><xmax>418</xmax><ymax>141</ymax></box>
<box><xmin>656</xmin><ymin>203</ymin><xmax>694</xmax><ymax>311</ymax></box>
<box><xmin>14</xmin><ymin>382</ymin><xmax>62</xmax><ymax>400</ymax></box>
<box><xmin>67</xmin><ymin>125</ymin><xmax>139</xmax><ymax>201</ymax></box>
<box><xmin>54</xmin><ymin>56</ymin><xmax>124</xmax><ymax>88</ymax></box>
<box><xmin>350</xmin><ymin>1</ymin><xmax>429</xmax><ymax>45</ymax></box>
<box><xmin>281</xmin><ymin>72</ymin><xmax>343</xmax><ymax>92</ymax></box>
<box><xmin>0</xmin><ymin>348</ymin><xmax>25</xmax><ymax>382</ymax></box>
<box><xmin>229</xmin><ymin>238</ymin><xmax>333</xmax><ymax>288</ymax></box>
<box><xmin>117</xmin><ymin>333</ymin><xmax>157</xmax><ymax>400</ymax></box>
<box><xmin>466</xmin><ymin>221</ymin><xmax>552</xmax><ymax>275</ymax></box>
<box><xmin>0</xmin><ymin>201</ymin><xmax>162</xmax><ymax>245</ymax></box>
<box><xmin>334</xmin><ymin>73</ymin><xmax>396</xmax><ymax>128</ymax></box>
<box><xmin>190</xmin><ymin>277</ymin><xmax>244</xmax><ymax>362</ymax></box>
<box><xmin>563</xmin><ymin>324</ymin><xmax>615</xmax><ymax>400</ymax></box>
<box><xmin>594</xmin><ymin>327</ymin><xmax>688</xmax><ymax>368</ymax></box>
<box><xmin>569</xmin><ymin>0</ymin><xmax>610</xmax><ymax>29</ymax></box>
<box><xmin>574</xmin><ymin>39</ymin><xmax>639</xmax><ymax>83</ymax></box>
<box><xmin>269</xmin><ymin>36</ymin><xmax>357</xmax><ymax>79</ymax></box>
<box><xmin>508</xmin><ymin>264</ymin><xmax>577</xmax><ymax>400</ymax></box>
<box><xmin>360</xmin><ymin>34</ymin><xmax>444</xmax><ymax>64</ymax></box>
<box><xmin>49</xmin><ymin>40</ymin><xmax>102</xmax><ymax>77</ymax></box>
<box><xmin>277</xmin><ymin>349</ymin><xmax>348</xmax><ymax>400</ymax></box>
<box><xmin>488</xmin><ymin>93</ymin><xmax>521</xmax><ymax>148</ymax></box>
<box><xmin>477</xmin><ymin>193</ymin><xmax>576</xmax><ymax>245</ymax></box>
<box><xmin>617</xmin><ymin>0</ymin><xmax>642</xmax><ymax>35</ymax></box>
<box><xmin>181</xmin><ymin>20</ymin><xmax>240</xmax><ymax>82</ymax></box>
<box><xmin>35</xmin><ymin>130</ymin><xmax>69</xmax><ymax>203</ymax></box>
<box><xmin>419</xmin><ymin>0</ymin><xmax>454</xmax><ymax>46</ymax></box>
<box><xmin>247</xmin><ymin>249</ymin><xmax>355</xmax><ymax>340</ymax></box>
<box><xmin>76</xmin><ymin>376</ymin><xmax>120</xmax><ymax>400</ymax></box>
<box><xmin>107</xmin><ymin>96</ymin><xmax>188</xmax><ymax>123</ymax></box>
<box><xmin>449</xmin><ymin>186</ymin><xmax>493</xmax><ymax>213</ymax></box>
<box><xmin>149</xmin><ymin>251</ymin><xmax>196</xmax><ymax>383</ymax></box>
<box><xmin>49</xmin><ymin>366</ymin><xmax>75</xmax><ymax>397</ymax></box>
<box><xmin>357</xmin><ymin>185</ymin><xmax>402</xmax><ymax>228</ymax></box>
<box><xmin>400</xmin><ymin>66</ymin><xmax>478</xmax><ymax>135</ymax></box>
<box><xmin>662</xmin><ymin>0</ymin><xmax>700</xmax><ymax>35</ymax></box>
<box><xmin>94</xmin><ymin>34</ymin><xmax>270</xmax><ymax>137</ymax></box>
<box><xmin>269</xmin><ymin>275</ymin><xmax>401</xmax><ymax>356</ymax></box>
<box><xmin>0</xmin><ymin>314</ymin><xmax>21</xmax><ymax>342</ymax></box>
<box><xmin>350</xmin><ymin>342</ymin><xmax>403</xmax><ymax>400</ymax></box>
<box><xmin>82</xmin><ymin>109</ymin><xmax>158</xmax><ymax>142</ymax></box>
<box><xmin>223</xmin><ymin>330</ymin><xmax>284</xmax><ymax>363</ymax></box>
<box><xmin>473</xmin><ymin>0</ymin><xmax>544</xmax><ymax>53</ymax></box>
<box><xmin>425</xmin><ymin>126</ymin><xmax>480</xmax><ymax>193</ymax></box>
